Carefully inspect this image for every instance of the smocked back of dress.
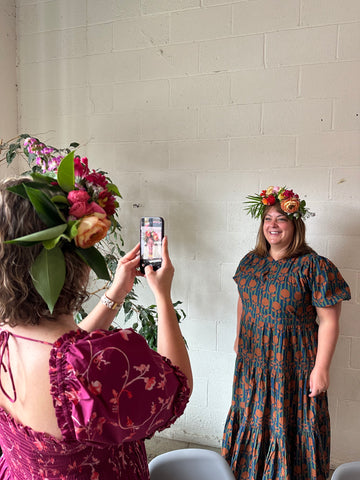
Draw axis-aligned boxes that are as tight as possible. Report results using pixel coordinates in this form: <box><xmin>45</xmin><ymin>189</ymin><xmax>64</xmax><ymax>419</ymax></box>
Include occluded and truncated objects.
<box><xmin>0</xmin><ymin>329</ymin><xmax>148</xmax><ymax>480</ymax></box>
<box><xmin>0</xmin><ymin>328</ymin><xmax>189</xmax><ymax>480</ymax></box>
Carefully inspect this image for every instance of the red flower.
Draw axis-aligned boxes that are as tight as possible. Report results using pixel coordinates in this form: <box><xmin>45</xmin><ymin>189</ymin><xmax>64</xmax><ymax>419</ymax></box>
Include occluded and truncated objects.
<box><xmin>262</xmin><ymin>195</ymin><xmax>276</xmax><ymax>205</ymax></box>
<box><xmin>260</xmin><ymin>190</ymin><xmax>267</xmax><ymax>197</ymax></box>
<box><xmin>283</xmin><ymin>189</ymin><xmax>295</xmax><ymax>198</ymax></box>
<box><xmin>97</xmin><ymin>190</ymin><xmax>116</xmax><ymax>216</ymax></box>
<box><xmin>86</xmin><ymin>170</ymin><xmax>108</xmax><ymax>188</ymax></box>
<box><xmin>74</xmin><ymin>156</ymin><xmax>89</xmax><ymax>177</ymax></box>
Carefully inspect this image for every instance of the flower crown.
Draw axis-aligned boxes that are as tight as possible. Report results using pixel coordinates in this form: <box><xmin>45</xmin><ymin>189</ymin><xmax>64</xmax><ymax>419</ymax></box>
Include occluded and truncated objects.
<box><xmin>144</xmin><ymin>230</ymin><xmax>159</xmax><ymax>243</ymax></box>
<box><xmin>244</xmin><ymin>186</ymin><xmax>314</xmax><ymax>220</ymax></box>
<box><xmin>4</xmin><ymin>137</ymin><xmax>121</xmax><ymax>313</ymax></box>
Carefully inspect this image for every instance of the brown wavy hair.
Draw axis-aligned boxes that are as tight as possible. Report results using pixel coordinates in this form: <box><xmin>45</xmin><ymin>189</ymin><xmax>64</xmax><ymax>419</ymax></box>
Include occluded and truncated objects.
<box><xmin>251</xmin><ymin>203</ymin><xmax>315</xmax><ymax>259</ymax></box>
<box><xmin>0</xmin><ymin>177</ymin><xmax>89</xmax><ymax>326</ymax></box>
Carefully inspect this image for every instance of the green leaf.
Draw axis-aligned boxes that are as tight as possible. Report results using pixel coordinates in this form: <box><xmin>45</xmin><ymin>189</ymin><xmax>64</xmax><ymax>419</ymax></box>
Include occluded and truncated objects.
<box><xmin>74</xmin><ymin>246</ymin><xmax>110</xmax><ymax>281</ymax></box>
<box><xmin>57</xmin><ymin>150</ymin><xmax>75</xmax><ymax>192</ymax></box>
<box><xmin>69</xmin><ymin>221</ymin><xmax>79</xmax><ymax>240</ymax></box>
<box><xmin>30</xmin><ymin>171</ymin><xmax>57</xmax><ymax>184</ymax></box>
<box><xmin>23</xmin><ymin>184</ymin><xmax>64</xmax><ymax>227</ymax></box>
<box><xmin>4</xmin><ymin>224</ymin><xmax>68</xmax><ymax>246</ymax></box>
<box><xmin>30</xmin><ymin>246</ymin><xmax>66</xmax><ymax>313</ymax></box>
<box><xmin>51</xmin><ymin>194</ymin><xmax>69</xmax><ymax>205</ymax></box>
<box><xmin>107</xmin><ymin>183</ymin><xmax>122</xmax><ymax>198</ymax></box>
<box><xmin>7</xmin><ymin>183</ymin><xmax>28</xmax><ymax>199</ymax></box>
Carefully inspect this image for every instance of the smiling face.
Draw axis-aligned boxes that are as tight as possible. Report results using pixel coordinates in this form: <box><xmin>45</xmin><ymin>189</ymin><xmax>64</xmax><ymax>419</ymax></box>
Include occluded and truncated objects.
<box><xmin>262</xmin><ymin>205</ymin><xmax>295</xmax><ymax>257</ymax></box>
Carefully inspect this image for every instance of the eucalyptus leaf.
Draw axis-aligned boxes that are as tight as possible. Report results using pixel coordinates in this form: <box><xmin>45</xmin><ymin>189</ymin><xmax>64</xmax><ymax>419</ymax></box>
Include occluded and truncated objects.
<box><xmin>30</xmin><ymin>246</ymin><xmax>66</xmax><ymax>313</ymax></box>
<box><xmin>57</xmin><ymin>150</ymin><xmax>75</xmax><ymax>192</ymax></box>
<box><xmin>4</xmin><ymin>224</ymin><xmax>68</xmax><ymax>246</ymax></box>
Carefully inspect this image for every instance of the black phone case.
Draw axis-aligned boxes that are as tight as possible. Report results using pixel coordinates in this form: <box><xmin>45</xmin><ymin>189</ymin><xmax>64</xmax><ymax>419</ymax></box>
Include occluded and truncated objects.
<box><xmin>140</xmin><ymin>217</ymin><xmax>164</xmax><ymax>274</ymax></box>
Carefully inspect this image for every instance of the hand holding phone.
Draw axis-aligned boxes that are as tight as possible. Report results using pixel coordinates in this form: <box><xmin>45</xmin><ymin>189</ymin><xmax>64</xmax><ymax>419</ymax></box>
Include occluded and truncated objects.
<box><xmin>140</xmin><ymin>217</ymin><xmax>164</xmax><ymax>274</ymax></box>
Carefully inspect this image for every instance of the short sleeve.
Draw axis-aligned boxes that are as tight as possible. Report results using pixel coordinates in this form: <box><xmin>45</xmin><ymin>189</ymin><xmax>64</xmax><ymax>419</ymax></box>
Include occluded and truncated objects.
<box><xmin>233</xmin><ymin>252</ymin><xmax>255</xmax><ymax>285</ymax></box>
<box><xmin>304</xmin><ymin>254</ymin><xmax>351</xmax><ymax>307</ymax></box>
<box><xmin>50</xmin><ymin>329</ymin><xmax>190</xmax><ymax>446</ymax></box>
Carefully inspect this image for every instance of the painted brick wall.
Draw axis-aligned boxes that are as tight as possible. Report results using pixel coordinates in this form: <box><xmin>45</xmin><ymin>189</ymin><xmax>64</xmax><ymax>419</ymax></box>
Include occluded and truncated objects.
<box><xmin>9</xmin><ymin>0</ymin><xmax>360</xmax><ymax>466</ymax></box>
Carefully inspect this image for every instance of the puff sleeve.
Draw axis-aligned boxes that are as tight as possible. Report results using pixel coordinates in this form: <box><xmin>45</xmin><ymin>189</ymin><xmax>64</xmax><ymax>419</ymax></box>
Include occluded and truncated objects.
<box><xmin>303</xmin><ymin>254</ymin><xmax>351</xmax><ymax>307</ymax></box>
<box><xmin>50</xmin><ymin>328</ymin><xmax>190</xmax><ymax>446</ymax></box>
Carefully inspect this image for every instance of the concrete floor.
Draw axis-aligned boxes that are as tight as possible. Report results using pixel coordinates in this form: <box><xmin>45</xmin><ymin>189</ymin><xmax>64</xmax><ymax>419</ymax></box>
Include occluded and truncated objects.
<box><xmin>146</xmin><ymin>435</ymin><xmax>335</xmax><ymax>478</ymax></box>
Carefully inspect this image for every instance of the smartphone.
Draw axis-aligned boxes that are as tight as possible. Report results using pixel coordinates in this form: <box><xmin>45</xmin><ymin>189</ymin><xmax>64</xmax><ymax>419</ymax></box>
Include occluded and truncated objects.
<box><xmin>140</xmin><ymin>217</ymin><xmax>164</xmax><ymax>274</ymax></box>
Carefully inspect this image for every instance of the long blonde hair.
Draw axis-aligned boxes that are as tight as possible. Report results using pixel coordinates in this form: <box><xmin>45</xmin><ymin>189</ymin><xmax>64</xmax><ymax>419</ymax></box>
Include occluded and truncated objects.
<box><xmin>251</xmin><ymin>203</ymin><xmax>315</xmax><ymax>259</ymax></box>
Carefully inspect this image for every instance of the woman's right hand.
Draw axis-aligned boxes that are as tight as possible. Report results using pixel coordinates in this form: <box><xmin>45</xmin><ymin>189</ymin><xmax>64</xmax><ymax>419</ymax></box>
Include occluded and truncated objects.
<box><xmin>106</xmin><ymin>243</ymin><xmax>143</xmax><ymax>303</ymax></box>
<box><xmin>144</xmin><ymin>236</ymin><xmax>174</xmax><ymax>300</ymax></box>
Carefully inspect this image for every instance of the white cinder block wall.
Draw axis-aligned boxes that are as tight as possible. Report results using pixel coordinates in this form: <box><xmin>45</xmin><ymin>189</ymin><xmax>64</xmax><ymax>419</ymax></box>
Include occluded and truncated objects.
<box><xmin>0</xmin><ymin>0</ymin><xmax>18</xmax><ymax>177</ymax></box>
<box><xmin>2</xmin><ymin>0</ymin><xmax>359</xmax><ymax>467</ymax></box>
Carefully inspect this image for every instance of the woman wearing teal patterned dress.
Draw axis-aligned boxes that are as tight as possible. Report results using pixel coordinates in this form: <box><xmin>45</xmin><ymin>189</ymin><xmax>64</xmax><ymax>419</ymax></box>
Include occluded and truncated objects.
<box><xmin>222</xmin><ymin>186</ymin><xmax>351</xmax><ymax>480</ymax></box>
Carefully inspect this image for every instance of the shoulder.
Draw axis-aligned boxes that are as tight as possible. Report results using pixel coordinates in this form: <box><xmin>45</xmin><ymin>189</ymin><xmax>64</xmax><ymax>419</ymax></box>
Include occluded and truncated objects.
<box><xmin>296</xmin><ymin>252</ymin><xmax>338</xmax><ymax>273</ymax></box>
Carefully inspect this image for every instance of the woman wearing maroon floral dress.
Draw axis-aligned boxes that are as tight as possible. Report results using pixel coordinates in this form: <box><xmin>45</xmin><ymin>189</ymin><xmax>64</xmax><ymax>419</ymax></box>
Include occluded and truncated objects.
<box><xmin>0</xmin><ymin>175</ymin><xmax>192</xmax><ymax>479</ymax></box>
<box><xmin>222</xmin><ymin>186</ymin><xmax>351</xmax><ymax>480</ymax></box>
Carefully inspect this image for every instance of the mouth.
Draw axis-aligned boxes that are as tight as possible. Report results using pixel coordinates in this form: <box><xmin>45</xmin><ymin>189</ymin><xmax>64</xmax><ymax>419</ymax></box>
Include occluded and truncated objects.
<box><xmin>269</xmin><ymin>231</ymin><xmax>281</xmax><ymax>235</ymax></box>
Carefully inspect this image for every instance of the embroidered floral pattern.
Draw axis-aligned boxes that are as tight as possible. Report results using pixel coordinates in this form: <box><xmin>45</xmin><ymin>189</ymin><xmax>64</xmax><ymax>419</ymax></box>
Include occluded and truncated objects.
<box><xmin>0</xmin><ymin>328</ymin><xmax>190</xmax><ymax>479</ymax></box>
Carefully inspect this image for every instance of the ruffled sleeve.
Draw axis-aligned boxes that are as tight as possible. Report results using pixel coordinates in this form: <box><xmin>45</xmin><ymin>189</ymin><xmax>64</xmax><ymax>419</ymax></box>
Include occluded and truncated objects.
<box><xmin>302</xmin><ymin>254</ymin><xmax>351</xmax><ymax>307</ymax></box>
<box><xmin>50</xmin><ymin>328</ymin><xmax>190</xmax><ymax>446</ymax></box>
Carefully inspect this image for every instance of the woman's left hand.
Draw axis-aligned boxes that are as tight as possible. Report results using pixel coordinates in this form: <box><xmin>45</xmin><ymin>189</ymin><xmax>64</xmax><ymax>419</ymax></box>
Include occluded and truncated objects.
<box><xmin>308</xmin><ymin>365</ymin><xmax>329</xmax><ymax>397</ymax></box>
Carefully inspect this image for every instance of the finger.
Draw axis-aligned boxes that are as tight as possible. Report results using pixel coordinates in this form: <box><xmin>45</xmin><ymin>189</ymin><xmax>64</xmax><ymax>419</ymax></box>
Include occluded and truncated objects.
<box><xmin>123</xmin><ymin>243</ymin><xmax>140</xmax><ymax>260</ymax></box>
<box><xmin>161</xmin><ymin>236</ymin><xmax>170</xmax><ymax>264</ymax></box>
<box><xmin>144</xmin><ymin>264</ymin><xmax>154</xmax><ymax>276</ymax></box>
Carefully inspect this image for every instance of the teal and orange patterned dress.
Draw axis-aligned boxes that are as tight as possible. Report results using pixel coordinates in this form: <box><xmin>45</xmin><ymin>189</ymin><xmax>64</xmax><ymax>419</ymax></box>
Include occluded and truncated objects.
<box><xmin>222</xmin><ymin>252</ymin><xmax>351</xmax><ymax>480</ymax></box>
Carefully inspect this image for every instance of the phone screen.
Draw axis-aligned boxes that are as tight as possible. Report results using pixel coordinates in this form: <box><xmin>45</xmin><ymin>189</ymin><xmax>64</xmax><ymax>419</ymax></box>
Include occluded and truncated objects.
<box><xmin>140</xmin><ymin>217</ymin><xmax>164</xmax><ymax>273</ymax></box>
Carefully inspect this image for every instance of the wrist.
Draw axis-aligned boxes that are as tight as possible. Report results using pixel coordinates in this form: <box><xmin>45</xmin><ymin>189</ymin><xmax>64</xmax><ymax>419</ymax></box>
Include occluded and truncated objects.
<box><xmin>105</xmin><ymin>287</ymin><xmax>128</xmax><ymax>305</ymax></box>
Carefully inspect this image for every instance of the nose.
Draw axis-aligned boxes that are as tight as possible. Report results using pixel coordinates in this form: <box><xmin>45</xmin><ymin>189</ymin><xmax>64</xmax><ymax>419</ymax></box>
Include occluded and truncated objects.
<box><xmin>269</xmin><ymin>218</ymin><xmax>278</xmax><ymax>227</ymax></box>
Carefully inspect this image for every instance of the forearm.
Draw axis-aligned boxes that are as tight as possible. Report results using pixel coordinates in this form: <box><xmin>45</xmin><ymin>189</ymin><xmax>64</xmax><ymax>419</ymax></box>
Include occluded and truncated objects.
<box><xmin>78</xmin><ymin>288</ymin><xmax>127</xmax><ymax>332</ymax></box>
<box><xmin>156</xmin><ymin>294</ymin><xmax>193</xmax><ymax>392</ymax></box>
<box><xmin>315</xmin><ymin>314</ymin><xmax>339</xmax><ymax>371</ymax></box>
<box><xmin>309</xmin><ymin>303</ymin><xmax>341</xmax><ymax>396</ymax></box>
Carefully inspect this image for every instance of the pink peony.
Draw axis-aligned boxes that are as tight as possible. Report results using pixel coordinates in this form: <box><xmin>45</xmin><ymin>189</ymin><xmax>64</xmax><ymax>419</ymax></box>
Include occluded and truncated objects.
<box><xmin>69</xmin><ymin>200</ymin><xmax>105</xmax><ymax>219</ymax></box>
<box><xmin>68</xmin><ymin>190</ymin><xmax>90</xmax><ymax>205</ymax></box>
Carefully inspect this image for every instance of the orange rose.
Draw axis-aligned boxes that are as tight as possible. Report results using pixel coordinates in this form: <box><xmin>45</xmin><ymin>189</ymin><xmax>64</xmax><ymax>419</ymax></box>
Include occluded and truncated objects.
<box><xmin>280</xmin><ymin>198</ymin><xmax>300</xmax><ymax>214</ymax></box>
<box><xmin>75</xmin><ymin>213</ymin><xmax>111</xmax><ymax>249</ymax></box>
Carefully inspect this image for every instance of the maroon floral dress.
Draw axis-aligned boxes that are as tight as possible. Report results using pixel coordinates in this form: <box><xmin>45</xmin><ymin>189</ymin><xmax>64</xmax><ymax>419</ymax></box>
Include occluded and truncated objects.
<box><xmin>0</xmin><ymin>328</ymin><xmax>190</xmax><ymax>479</ymax></box>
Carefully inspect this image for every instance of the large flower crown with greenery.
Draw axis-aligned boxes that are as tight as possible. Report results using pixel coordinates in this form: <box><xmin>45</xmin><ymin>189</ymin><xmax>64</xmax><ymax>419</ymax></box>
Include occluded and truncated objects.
<box><xmin>3</xmin><ymin>136</ymin><xmax>121</xmax><ymax>313</ymax></box>
<box><xmin>245</xmin><ymin>185</ymin><xmax>315</xmax><ymax>220</ymax></box>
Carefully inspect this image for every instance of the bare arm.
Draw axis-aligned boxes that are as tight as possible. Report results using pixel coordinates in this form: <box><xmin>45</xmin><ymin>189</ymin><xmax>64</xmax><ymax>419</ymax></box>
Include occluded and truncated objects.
<box><xmin>234</xmin><ymin>295</ymin><xmax>243</xmax><ymax>354</ymax></box>
<box><xmin>78</xmin><ymin>244</ymin><xmax>142</xmax><ymax>332</ymax></box>
<box><xmin>145</xmin><ymin>237</ymin><xmax>193</xmax><ymax>393</ymax></box>
<box><xmin>308</xmin><ymin>302</ymin><xmax>342</xmax><ymax>397</ymax></box>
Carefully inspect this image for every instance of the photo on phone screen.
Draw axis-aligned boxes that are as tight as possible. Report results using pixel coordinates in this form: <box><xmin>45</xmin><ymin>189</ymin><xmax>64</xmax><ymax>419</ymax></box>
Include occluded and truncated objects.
<box><xmin>140</xmin><ymin>217</ymin><xmax>164</xmax><ymax>274</ymax></box>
